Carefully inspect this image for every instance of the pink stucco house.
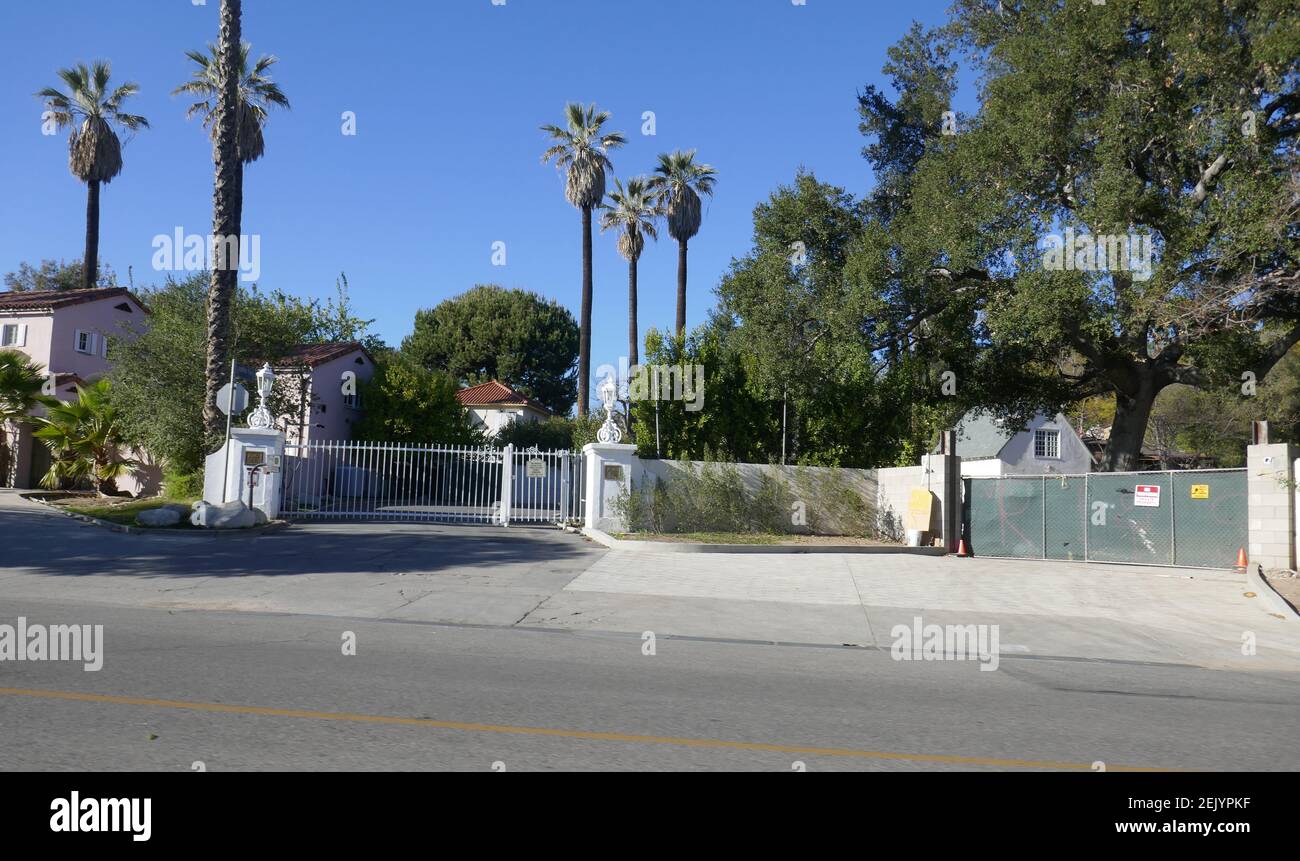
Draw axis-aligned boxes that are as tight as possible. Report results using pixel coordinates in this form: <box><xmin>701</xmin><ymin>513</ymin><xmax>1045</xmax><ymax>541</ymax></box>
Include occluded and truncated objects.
<box><xmin>268</xmin><ymin>342</ymin><xmax>377</xmax><ymax>445</ymax></box>
<box><xmin>0</xmin><ymin>287</ymin><xmax>153</xmax><ymax>491</ymax></box>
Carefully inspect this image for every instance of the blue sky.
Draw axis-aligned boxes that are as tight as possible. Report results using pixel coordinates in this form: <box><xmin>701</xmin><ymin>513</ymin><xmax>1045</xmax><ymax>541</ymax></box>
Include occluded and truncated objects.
<box><xmin>0</xmin><ymin>0</ymin><xmax>959</xmax><ymax>411</ymax></box>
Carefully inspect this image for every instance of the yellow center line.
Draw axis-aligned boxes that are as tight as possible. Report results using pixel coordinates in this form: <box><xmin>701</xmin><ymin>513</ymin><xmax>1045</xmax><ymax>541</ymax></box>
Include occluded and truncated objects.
<box><xmin>0</xmin><ymin>686</ymin><xmax>1171</xmax><ymax>771</ymax></box>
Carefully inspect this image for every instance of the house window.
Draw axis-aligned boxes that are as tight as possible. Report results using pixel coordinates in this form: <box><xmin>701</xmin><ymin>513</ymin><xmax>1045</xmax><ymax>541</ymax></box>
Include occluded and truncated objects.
<box><xmin>1</xmin><ymin>324</ymin><xmax>21</xmax><ymax>347</ymax></box>
<box><xmin>1034</xmin><ymin>428</ymin><xmax>1060</xmax><ymax>459</ymax></box>
<box><xmin>343</xmin><ymin>391</ymin><xmax>361</xmax><ymax>409</ymax></box>
<box><xmin>74</xmin><ymin>330</ymin><xmax>96</xmax><ymax>354</ymax></box>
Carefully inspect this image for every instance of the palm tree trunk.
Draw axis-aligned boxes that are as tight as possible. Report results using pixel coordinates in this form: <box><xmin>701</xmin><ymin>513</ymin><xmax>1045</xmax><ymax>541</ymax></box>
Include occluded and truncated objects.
<box><xmin>628</xmin><ymin>255</ymin><xmax>639</xmax><ymax>369</ymax></box>
<box><xmin>675</xmin><ymin>238</ymin><xmax>688</xmax><ymax>338</ymax></box>
<box><xmin>203</xmin><ymin>0</ymin><xmax>243</xmax><ymax>442</ymax></box>
<box><xmin>83</xmin><ymin>180</ymin><xmax>100</xmax><ymax>290</ymax></box>
<box><xmin>578</xmin><ymin>204</ymin><xmax>593</xmax><ymax>417</ymax></box>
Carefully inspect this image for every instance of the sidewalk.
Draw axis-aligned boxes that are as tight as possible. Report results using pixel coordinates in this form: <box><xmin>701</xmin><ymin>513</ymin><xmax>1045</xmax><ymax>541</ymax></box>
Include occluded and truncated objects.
<box><xmin>520</xmin><ymin>550</ymin><xmax>1300</xmax><ymax>672</ymax></box>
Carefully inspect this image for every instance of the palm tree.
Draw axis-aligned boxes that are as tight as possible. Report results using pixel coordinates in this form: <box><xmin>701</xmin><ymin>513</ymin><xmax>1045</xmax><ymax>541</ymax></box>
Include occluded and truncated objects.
<box><xmin>31</xmin><ymin>380</ymin><xmax>138</xmax><ymax>495</ymax></box>
<box><xmin>36</xmin><ymin>62</ymin><xmax>149</xmax><ymax>290</ymax></box>
<box><xmin>648</xmin><ymin>150</ymin><xmax>717</xmax><ymax>338</ymax></box>
<box><xmin>173</xmin><ymin>39</ymin><xmax>290</xmax><ymax>238</ymax></box>
<box><xmin>202</xmin><ymin>0</ymin><xmax>244</xmax><ymax>440</ymax></box>
<box><xmin>0</xmin><ymin>351</ymin><xmax>50</xmax><ymax>486</ymax></box>
<box><xmin>599</xmin><ymin>177</ymin><xmax>662</xmax><ymax>369</ymax></box>
<box><xmin>541</xmin><ymin>103</ymin><xmax>625</xmax><ymax>415</ymax></box>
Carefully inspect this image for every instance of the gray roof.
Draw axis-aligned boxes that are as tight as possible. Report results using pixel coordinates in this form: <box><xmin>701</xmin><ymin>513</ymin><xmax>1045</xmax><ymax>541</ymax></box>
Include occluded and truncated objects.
<box><xmin>936</xmin><ymin>410</ymin><xmax>1025</xmax><ymax>459</ymax></box>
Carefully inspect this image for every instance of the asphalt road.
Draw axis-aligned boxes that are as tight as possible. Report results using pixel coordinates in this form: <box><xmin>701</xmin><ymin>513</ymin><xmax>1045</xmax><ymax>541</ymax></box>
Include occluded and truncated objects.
<box><xmin>3</xmin><ymin>595</ymin><xmax>1298</xmax><ymax>771</ymax></box>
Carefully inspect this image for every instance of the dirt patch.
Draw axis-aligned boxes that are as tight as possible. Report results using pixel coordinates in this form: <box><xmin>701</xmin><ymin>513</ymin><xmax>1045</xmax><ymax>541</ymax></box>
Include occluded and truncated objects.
<box><xmin>43</xmin><ymin>494</ymin><xmax>198</xmax><ymax>528</ymax></box>
<box><xmin>1262</xmin><ymin>570</ymin><xmax>1300</xmax><ymax>614</ymax></box>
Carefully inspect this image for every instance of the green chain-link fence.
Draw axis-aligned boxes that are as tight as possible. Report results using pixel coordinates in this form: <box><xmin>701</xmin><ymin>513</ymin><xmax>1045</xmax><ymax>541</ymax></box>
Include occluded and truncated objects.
<box><xmin>964</xmin><ymin>469</ymin><xmax>1246</xmax><ymax>568</ymax></box>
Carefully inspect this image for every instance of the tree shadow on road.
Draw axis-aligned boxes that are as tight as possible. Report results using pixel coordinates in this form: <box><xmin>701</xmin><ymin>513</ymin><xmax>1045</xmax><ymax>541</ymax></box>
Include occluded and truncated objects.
<box><xmin>0</xmin><ymin>505</ymin><xmax>602</xmax><ymax>580</ymax></box>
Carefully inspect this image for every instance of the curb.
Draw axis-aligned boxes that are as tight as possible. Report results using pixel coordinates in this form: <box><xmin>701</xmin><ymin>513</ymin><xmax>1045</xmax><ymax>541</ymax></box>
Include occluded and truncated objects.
<box><xmin>22</xmin><ymin>494</ymin><xmax>290</xmax><ymax>538</ymax></box>
<box><xmin>1246</xmin><ymin>563</ymin><xmax>1300</xmax><ymax>621</ymax></box>
<box><xmin>581</xmin><ymin>527</ymin><xmax>948</xmax><ymax>555</ymax></box>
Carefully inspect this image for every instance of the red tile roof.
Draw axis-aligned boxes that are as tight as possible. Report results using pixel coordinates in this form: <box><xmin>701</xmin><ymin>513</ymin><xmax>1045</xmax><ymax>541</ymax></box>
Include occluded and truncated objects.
<box><xmin>455</xmin><ymin>380</ymin><xmax>551</xmax><ymax>415</ymax></box>
<box><xmin>0</xmin><ymin>287</ymin><xmax>149</xmax><ymax>314</ymax></box>
<box><xmin>269</xmin><ymin>342</ymin><xmax>372</xmax><ymax>368</ymax></box>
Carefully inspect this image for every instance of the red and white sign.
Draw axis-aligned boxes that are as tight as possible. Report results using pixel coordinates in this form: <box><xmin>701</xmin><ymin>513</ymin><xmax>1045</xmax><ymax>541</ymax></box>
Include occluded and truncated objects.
<box><xmin>1134</xmin><ymin>484</ymin><xmax>1161</xmax><ymax>508</ymax></box>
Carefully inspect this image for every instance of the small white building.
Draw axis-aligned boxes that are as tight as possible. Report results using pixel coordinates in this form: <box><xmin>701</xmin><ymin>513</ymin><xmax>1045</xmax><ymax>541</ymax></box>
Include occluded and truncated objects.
<box><xmin>455</xmin><ymin>380</ymin><xmax>552</xmax><ymax>437</ymax></box>
<box><xmin>939</xmin><ymin>410</ymin><xmax>1093</xmax><ymax>477</ymax></box>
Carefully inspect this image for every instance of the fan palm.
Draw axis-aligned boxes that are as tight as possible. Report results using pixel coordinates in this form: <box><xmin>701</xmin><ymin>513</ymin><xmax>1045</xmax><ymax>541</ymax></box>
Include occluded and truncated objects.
<box><xmin>202</xmin><ymin>0</ymin><xmax>244</xmax><ymax>439</ymax></box>
<box><xmin>0</xmin><ymin>351</ymin><xmax>51</xmax><ymax>486</ymax></box>
<box><xmin>31</xmin><ymin>380</ymin><xmax>139</xmax><ymax>495</ymax></box>
<box><xmin>599</xmin><ymin>177</ymin><xmax>661</xmax><ymax>369</ymax></box>
<box><xmin>541</xmin><ymin>103</ymin><xmax>625</xmax><ymax>415</ymax></box>
<box><xmin>36</xmin><ymin>62</ymin><xmax>149</xmax><ymax>290</ymax></box>
<box><xmin>648</xmin><ymin>150</ymin><xmax>717</xmax><ymax>337</ymax></box>
<box><xmin>173</xmin><ymin>39</ymin><xmax>290</xmax><ymax>232</ymax></box>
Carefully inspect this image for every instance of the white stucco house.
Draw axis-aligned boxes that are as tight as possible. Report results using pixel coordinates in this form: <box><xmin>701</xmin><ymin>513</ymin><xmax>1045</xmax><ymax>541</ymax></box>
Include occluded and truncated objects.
<box><xmin>939</xmin><ymin>410</ymin><xmax>1093</xmax><ymax>476</ymax></box>
<box><xmin>455</xmin><ymin>380</ymin><xmax>552</xmax><ymax>437</ymax></box>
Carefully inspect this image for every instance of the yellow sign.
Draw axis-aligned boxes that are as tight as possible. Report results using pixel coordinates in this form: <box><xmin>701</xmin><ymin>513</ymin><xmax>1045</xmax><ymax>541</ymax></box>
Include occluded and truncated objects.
<box><xmin>905</xmin><ymin>488</ymin><xmax>935</xmax><ymax>531</ymax></box>
<box><xmin>1190</xmin><ymin>484</ymin><xmax>1209</xmax><ymax>500</ymax></box>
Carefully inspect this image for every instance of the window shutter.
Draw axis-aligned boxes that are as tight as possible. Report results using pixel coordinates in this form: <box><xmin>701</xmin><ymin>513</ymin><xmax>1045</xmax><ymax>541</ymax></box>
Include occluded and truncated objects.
<box><xmin>16</xmin><ymin>324</ymin><xmax>26</xmax><ymax>347</ymax></box>
<box><xmin>101</xmin><ymin>335</ymin><xmax>109</xmax><ymax>358</ymax></box>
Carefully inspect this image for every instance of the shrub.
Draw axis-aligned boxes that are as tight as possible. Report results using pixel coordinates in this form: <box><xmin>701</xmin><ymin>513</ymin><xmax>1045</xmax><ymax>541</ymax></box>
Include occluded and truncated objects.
<box><xmin>163</xmin><ymin>468</ymin><xmax>203</xmax><ymax>500</ymax></box>
<box><xmin>616</xmin><ymin>459</ymin><xmax>875</xmax><ymax>537</ymax></box>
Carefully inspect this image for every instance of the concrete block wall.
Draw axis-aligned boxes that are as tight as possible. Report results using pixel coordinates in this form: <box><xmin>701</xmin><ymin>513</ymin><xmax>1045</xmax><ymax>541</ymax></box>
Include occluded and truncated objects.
<box><xmin>876</xmin><ymin>456</ymin><xmax>957</xmax><ymax>544</ymax></box>
<box><xmin>1247</xmin><ymin>443</ymin><xmax>1295</xmax><ymax>571</ymax></box>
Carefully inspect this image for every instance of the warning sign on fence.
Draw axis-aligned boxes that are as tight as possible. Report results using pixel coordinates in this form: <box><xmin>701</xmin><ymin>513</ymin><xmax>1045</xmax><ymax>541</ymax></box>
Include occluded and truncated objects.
<box><xmin>1190</xmin><ymin>484</ymin><xmax>1209</xmax><ymax>499</ymax></box>
<box><xmin>1134</xmin><ymin>484</ymin><xmax>1161</xmax><ymax>507</ymax></box>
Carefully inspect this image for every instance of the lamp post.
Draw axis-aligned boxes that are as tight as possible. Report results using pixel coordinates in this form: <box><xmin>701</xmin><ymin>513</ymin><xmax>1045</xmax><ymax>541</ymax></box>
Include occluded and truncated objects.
<box><xmin>596</xmin><ymin>372</ymin><xmax>622</xmax><ymax>444</ymax></box>
<box><xmin>248</xmin><ymin>362</ymin><xmax>276</xmax><ymax>429</ymax></box>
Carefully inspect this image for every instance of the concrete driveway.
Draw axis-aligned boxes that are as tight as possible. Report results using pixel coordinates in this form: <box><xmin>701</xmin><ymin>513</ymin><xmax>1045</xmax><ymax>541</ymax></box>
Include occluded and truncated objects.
<box><xmin>2</xmin><ymin>490</ymin><xmax>1296</xmax><ymax>671</ymax></box>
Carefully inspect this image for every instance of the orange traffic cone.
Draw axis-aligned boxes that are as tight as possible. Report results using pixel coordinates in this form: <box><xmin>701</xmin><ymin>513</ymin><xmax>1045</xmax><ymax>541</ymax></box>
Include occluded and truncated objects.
<box><xmin>1235</xmin><ymin>547</ymin><xmax>1248</xmax><ymax>569</ymax></box>
<box><xmin>956</xmin><ymin>538</ymin><xmax>969</xmax><ymax>558</ymax></box>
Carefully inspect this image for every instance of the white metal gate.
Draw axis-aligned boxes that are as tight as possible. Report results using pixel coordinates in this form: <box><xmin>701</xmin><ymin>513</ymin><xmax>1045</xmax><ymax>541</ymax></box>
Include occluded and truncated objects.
<box><xmin>279</xmin><ymin>441</ymin><xmax>584</xmax><ymax>525</ymax></box>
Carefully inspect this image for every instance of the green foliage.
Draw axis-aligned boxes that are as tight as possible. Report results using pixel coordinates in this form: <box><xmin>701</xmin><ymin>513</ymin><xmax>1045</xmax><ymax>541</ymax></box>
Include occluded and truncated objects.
<box><xmin>615</xmin><ymin>461</ymin><xmax>789</xmax><ymax>535</ymax></box>
<box><xmin>566</xmin><ymin>412</ymin><xmax>605</xmax><ymax>450</ymax></box>
<box><xmin>0</xmin><ymin>350</ymin><xmax>52</xmax><ymax>483</ymax></box>
<box><xmin>351</xmin><ymin>354</ymin><xmax>480</xmax><ymax>445</ymax></box>
<box><xmin>616</xmin><ymin>460</ymin><xmax>875</xmax><ymax>537</ymax></box>
<box><xmin>31</xmin><ymin>380</ymin><xmax>138</xmax><ymax>495</ymax></box>
<box><xmin>3</xmin><ymin>259</ymin><xmax>116</xmax><ymax>292</ymax></box>
<box><xmin>401</xmin><ymin>284</ymin><xmax>578</xmax><ymax>415</ymax></box>
<box><xmin>630</xmin><ymin>321</ymin><xmax>781</xmax><ymax>462</ymax></box>
<box><xmin>494</xmin><ymin>416</ymin><xmax>577</xmax><ymax>451</ymax></box>
<box><xmin>162</xmin><ymin>467</ymin><xmax>204</xmax><ymax>500</ymax></box>
<box><xmin>108</xmin><ymin>272</ymin><xmax>381</xmax><ymax>473</ymax></box>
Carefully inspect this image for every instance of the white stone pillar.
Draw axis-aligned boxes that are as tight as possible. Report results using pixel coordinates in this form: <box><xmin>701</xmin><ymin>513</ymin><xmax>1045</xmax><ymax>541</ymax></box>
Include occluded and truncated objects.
<box><xmin>499</xmin><ymin>443</ymin><xmax>514</xmax><ymax>526</ymax></box>
<box><xmin>1247</xmin><ymin>442</ymin><xmax>1295</xmax><ymax>571</ymax></box>
<box><xmin>202</xmin><ymin>427</ymin><xmax>285</xmax><ymax>520</ymax></box>
<box><xmin>583</xmin><ymin>442</ymin><xmax>637</xmax><ymax>533</ymax></box>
